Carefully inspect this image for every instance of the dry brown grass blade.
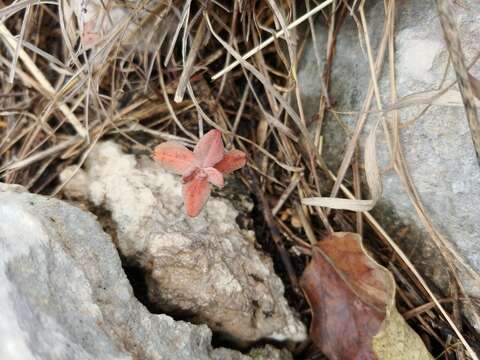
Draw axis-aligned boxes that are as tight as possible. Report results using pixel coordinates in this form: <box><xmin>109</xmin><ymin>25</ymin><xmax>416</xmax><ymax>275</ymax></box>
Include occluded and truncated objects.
<box><xmin>7</xmin><ymin>0</ymin><xmax>31</xmax><ymax>83</ymax></box>
<box><xmin>303</xmin><ymin>115</ymin><xmax>382</xmax><ymax>211</ymax></box>
<box><xmin>0</xmin><ymin>137</ymin><xmax>82</xmax><ymax>174</ymax></box>
<box><xmin>211</xmin><ymin>0</ymin><xmax>334</xmax><ymax>81</ymax></box>
<box><xmin>0</xmin><ymin>0</ymin><xmax>56</xmax><ymax>19</ymax></box>
<box><xmin>304</xmin><ymin>0</ymin><xmax>390</xmax><ymax>212</ymax></box>
<box><xmin>272</xmin><ymin>173</ymin><xmax>301</xmax><ymax>216</ymax></box>
<box><xmin>389</xmin><ymin>88</ymin><xmax>480</xmax><ymax>109</ymax></box>
<box><xmin>248</xmin><ymin>168</ymin><xmax>299</xmax><ymax>293</ymax></box>
<box><xmin>469</xmin><ymin>73</ymin><xmax>480</xmax><ymax>100</ymax></box>
<box><xmin>164</xmin><ymin>0</ymin><xmax>191</xmax><ymax>66</ymax></box>
<box><xmin>206</xmin><ymin>14</ymin><xmax>308</xmax><ymax>141</ymax></box>
<box><xmin>0</xmin><ymin>23</ymin><xmax>87</xmax><ymax>137</ymax></box>
<box><xmin>174</xmin><ymin>15</ymin><xmax>206</xmax><ymax>103</ymax></box>
<box><xmin>436</xmin><ymin>0</ymin><xmax>480</xmax><ymax>166</ymax></box>
<box><xmin>326</xmin><ymin>0</ymin><xmax>391</xmax><ymax>204</ymax></box>
<box><xmin>241</xmin><ymin>69</ymin><xmax>299</xmax><ymax>141</ymax></box>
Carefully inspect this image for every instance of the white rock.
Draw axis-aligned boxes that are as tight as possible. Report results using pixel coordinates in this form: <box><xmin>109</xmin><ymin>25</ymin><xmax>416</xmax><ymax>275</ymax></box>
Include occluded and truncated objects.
<box><xmin>62</xmin><ymin>141</ymin><xmax>307</xmax><ymax>345</ymax></box>
<box><xmin>0</xmin><ymin>183</ymin><xmax>272</xmax><ymax>360</ymax></box>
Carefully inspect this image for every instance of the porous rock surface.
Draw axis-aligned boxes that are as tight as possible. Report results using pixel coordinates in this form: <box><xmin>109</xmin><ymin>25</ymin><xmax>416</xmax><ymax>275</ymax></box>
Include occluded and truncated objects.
<box><xmin>298</xmin><ymin>0</ymin><xmax>480</xmax><ymax>309</ymax></box>
<box><xmin>0</xmin><ymin>183</ymin><xmax>285</xmax><ymax>360</ymax></box>
<box><xmin>62</xmin><ymin>141</ymin><xmax>306</xmax><ymax>345</ymax></box>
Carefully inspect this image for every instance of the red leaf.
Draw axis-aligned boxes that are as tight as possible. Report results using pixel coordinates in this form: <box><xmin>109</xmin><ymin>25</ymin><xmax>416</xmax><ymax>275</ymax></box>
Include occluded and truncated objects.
<box><xmin>300</xmin><ymin>232</ymin><xmax>393</xmax><ymax>360</ymax></box>
<box><xmin>182</xmin><ymin>176</ymin><xmax>211</xmax><ymax>217</ymax></box>
<box><xmin>204</xmin><ymin>167</ymin><xmax>224</xmax><ymax>187</ymax></box>
<box><xmin>154</xmin><ymin>131</ymin><xmax>247</xmax><ymax>217</ymax></box>
<box><xmin>153</xmin><ymin>142</ymin><xmax>195</xmax><ymax>175</ymax></box>
<box><xmin>181</xmin><ymin>168</ymin><xmax>198</xmax><ymax>184</ymax></box>
<box><xmin>194</xmin><ymin>129</ymin><xmax>224</xmax><ymax>168</ymax></box>
<box><xmin>214</xmin><ymin>149</ymin><xmax>247</xmax><ymax>174</ymax></box>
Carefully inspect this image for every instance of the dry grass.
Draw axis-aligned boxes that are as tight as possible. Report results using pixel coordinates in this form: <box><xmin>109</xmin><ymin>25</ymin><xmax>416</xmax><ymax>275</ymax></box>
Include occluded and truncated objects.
<box><xmin>1</xmin><ymin>0</ymin><xmax>479</xmax><ymax>358</ymax></box>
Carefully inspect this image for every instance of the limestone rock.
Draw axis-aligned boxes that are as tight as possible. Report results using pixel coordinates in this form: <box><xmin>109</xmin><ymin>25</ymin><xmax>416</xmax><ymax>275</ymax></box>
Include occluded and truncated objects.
<box><xmin>0</xmin><ymin>183</ymin><xmax>269</xmax><ymax>360</ymax></box>
<box><xmin>62</xmin><ymin>141</ymin><xmax>307</xmax><ymax>345</ymax></box>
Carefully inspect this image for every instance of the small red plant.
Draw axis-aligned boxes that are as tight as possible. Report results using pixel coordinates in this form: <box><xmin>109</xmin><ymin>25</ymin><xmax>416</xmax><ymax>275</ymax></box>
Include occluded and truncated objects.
<box><xmin>154</xmin><ymin>130</ymin><xmax>247</xmax><ymax>217</ymax></box>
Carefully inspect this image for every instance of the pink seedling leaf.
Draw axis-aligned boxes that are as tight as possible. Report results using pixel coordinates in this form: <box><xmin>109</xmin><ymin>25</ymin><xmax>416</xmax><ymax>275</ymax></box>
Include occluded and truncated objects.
<box><xmin>154</xmin><ymin>130</ymin><xmax>247</xmax><ymax>217</ymax></box>
<box><xmin>194</xmin><ymin>129</ymin><xmax>224</xmax><ymax>168</ymax></box>
<box><xmin>181</xmin><ymin>168</ymin><xmax>198</xmax><ymax>184</ymax></box>
<box><xmin>154</xmin><ymin>142</ymin><xmax>195</xmax><ymax>175</ymax></box>
<box><xmin>204</xmin><ymin>167</ymin><xmax>224</xmax><ymax>187</ymax></box>
<box><xmin>183</xmin><ymin>176</ymin><xmax>211</xmax><ymax>217</ymax></box>
<box><xmin>214</xmin><ymin>149</ymin><xmax>247</xmax><ymax>174</ymax></box>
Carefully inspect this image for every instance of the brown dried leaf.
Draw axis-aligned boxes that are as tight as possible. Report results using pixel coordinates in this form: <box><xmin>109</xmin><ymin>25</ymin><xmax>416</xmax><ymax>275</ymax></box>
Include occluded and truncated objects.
<box><xmin>300</xmin><ymin>232</ymin><xmax>432</xmax><ymax>360</ymax></box>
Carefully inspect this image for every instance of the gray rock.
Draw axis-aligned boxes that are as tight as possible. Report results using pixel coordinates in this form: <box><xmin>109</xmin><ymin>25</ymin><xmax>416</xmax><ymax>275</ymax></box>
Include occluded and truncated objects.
<box><xmin>0</xmin><ymin>183</ymin><xmax>285</xmax><ymax>360</ymax></box>
<box><xmin>61</xmin><ymin>141</ymin><xmax>306</xmax><ymax>345</ymax></box>
<box><xmin>298</xmin><ymin>0</ymin><xmax>480</xmax><ymax>318</ymax></box>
